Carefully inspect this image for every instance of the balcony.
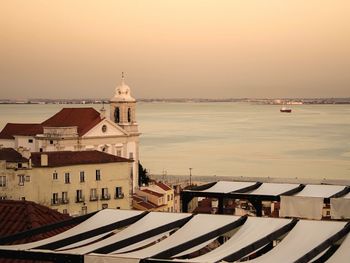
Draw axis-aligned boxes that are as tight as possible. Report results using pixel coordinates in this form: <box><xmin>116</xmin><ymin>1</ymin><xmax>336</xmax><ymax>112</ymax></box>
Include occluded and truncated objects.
<box><xmin>100</xmin><ymin>193</ymin><xmax>111</xmax><ymax>200</ymax></box>
<box><xmin>61</xmin><ymin>198</ymin><xmax>69</xmax><ymax>204</ymax></box>
<box><xmin>115</xmin><ymin>193</ymin><xmax>124</xmax><ymax>199</ymax></box>
<box><xmin>51</xmin><ymin>199</ymin><xmax>60</xmax><ymax>206</ymax></box>
<box><xmin>90</xmin><ymin>195</ymin><xmax>99</xmax><ymax>201</ymax></box>
<box><xmin>75</xmin><ymin>196</ymin><xmax>85</xmax><ymax>203</ymax></box>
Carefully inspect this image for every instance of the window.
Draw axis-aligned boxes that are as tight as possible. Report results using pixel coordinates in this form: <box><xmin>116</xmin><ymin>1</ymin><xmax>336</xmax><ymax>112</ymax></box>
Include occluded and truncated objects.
<box><xmin>171</xmin><ymin>194</ymin><xmax>174</xmax><ymax>200</ymax></box>
<box><xmin>102</xmin><ymin>125</ymin><xmax>107</xmax><ymax>133</ymax></box>
<box><xmin>63</xmin><ymin>209</ymin><xmax>68</xmax><ymax>214</ymax></box>
<box><xmin>115</xmin><ymin>187</ymin><xmax>124</xmax><ymax>199</ymax></box>
<box><xmin>64</xmin><ymin>173</ymin><xmax>70</xmax><ymax>184</ymax></box>
<box><xmin>28</xmin><ymin>139</ymin><xmax>33</xmax><ymax>143</ymax></box>
<box><xmin>18</xmin><ymin>163</ymin><xmax>22</xmax><ymax>168</ymax></box>
<box><xmin>167</xmin><ymin>195</ymin><xmax>170</xmax><ymax>202</ymax></box>
<box><xmin>80</xmin><ymin>171</ymin><xmax>85</xmax><ymax>183</ymax></box>
<box><xmin>50</xmin><ymin>140</ymin><xmax>54</xmax><ymax>145</ymax></box>
<box><xmin>102</xmin><ymin>204</ymin><xmax>108</xmax><ymax>209</ymax></box>
<box><xmin>0</xmin><ymin>176</ymin><xmax>6</xmax><ymax>187</ymax></box>
<box><xmin>76</xmin><ymin>190</ymin><xmax>83</xmax><ymax>202</ymax></box>
<box><xmin>96</xmin><ymin>170</ymin><xmax>101</xmax><ymax>181</ymax></box>
<box><xmin>90</xmin><ymin>188</ymin><xmax>98</xmax><ymax>201</ymax></box>
<box><xmin>25</xmin><ymin>175</ymin><xmax>30</xmax><ymax>182</ymax></box>
<box><xmin>0</xmin><ymin>196</ymin><xmax>6</xmax><ymax>200</ymax></box>
<box><xmin>52</xmin><ymin>193</ymin><xmax>59</xmax><ymax>205</ymax></box>
<box><xmin>114</xmin><ymin>107</ymin><xmax>120</xmax><ymax>123</ymax></box>
<box><xmin>53</xmin><ymin>172</ymin><xmax>58</xmax><ymax>180</ymax></box>
<box><xmin>21</xmin><ymin>197</ymin><xmax>26</xmax><ymax>201</ymax></box>
<box><xmin>129</xmin><ymin>152</ymin><xmax>134</xmax><ymax>160</ymax></box>
<box><xmin>116</xmin><ymin>150</ymin><xmax>122</xmax><ymax>157</ymax></box>
<box><xmin>127</xmin><ymin>108</ymin><xmax>131</xmax><ymax>122</ymax></box>
<box><xmin>18</xmin><ymin>175</ymin><xmax>25</xmax><ymax>186</ymax></box>
<box><xmin>62</xmin><ymin>192</ymin><xmax>68</xmax><ymax>203</ymax></box>
<box><xmin>101</xmin><ymin>188</ymin><xmax>110</xmax><ymax>200</ymax></box>
<box><xmin>39</xmin><ymin>148</ymin><xmax>43</xmax><ymax>152</ymax></box>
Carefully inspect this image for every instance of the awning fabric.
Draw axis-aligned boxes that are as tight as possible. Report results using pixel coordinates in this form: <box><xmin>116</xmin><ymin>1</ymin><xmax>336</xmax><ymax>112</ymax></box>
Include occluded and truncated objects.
<box><xmin>293</xmin><ymin>184</ymin><xmax>346</xmax><ymax>198</ymax></box>
<box><xmin>244</xmin><ymin>183</ymin><xmax>300</xmax><ymax>196</ymax></box>
<box><xmin>202</xmin><ymin>181</ymin><xmax>257</xmax><ymax>193</ymax></box>
<box><xmin>111</xmin><ymin>214</ymin><xmax>241</xmax><ymax>259</ymax></box>
<box><xmin>62</xmin><ymin>212</ymin><xmax>192</xmax><ymax>255</ymax></box>
<box><xmin>174</xmin><ymin>217</ymin><xmax>292</xmax><ymax>263</ymax></box>
<box><xmin>279</xmin><ymin>196</ymin><xmax>324</xmax><ymax>220</ymax></box>
<box><xmin>326</xmin><ymin>232</ymin><xmax>350</xmax><ymax>263</ymax></box>
<box><xmin>0</xmin><ymin>209</ymin><xmax>143</xmax><ymax>250</ymax></box>
<box><xmin>246</xmin><ymin>220</ymin><xmax>347</xmax><ymax>263</ymax></box>
<box><xmin>330</xmin><ymin>198</ymin><xmax>350</xmax><ymax>220</ymax></box>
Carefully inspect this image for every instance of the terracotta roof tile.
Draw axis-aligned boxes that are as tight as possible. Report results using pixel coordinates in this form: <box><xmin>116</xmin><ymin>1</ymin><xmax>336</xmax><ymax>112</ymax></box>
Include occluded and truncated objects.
<box><xmin>41</xmin><ymin>108</ymin><xmax>103</xmax><ymax>136</ymax></box>
<box><xmin>0</xmin><ymin>124</ymin><xmax>43</xmax><ymax>139</ymax></box>
<box><xmin>140</xmin><ymin>189</ymin><xmax>164</xmax><ymax>197</ymax></box>
<box><xmin>155</xmin><ymin>182</ymin><xmax>172</xmax><ymax>191</ymax></box>
<box><xmin>0</xmin><ymin>200</ymin><xmax>71</xmax><ymax>245</ymax></box>
<box><xmin>0</xmin><ymin>148</ymin><xmax>28</xmax><ymax>163</ymax></box>
<box><xmin>31</xmin><ymin>150</ymin><xmax>131</xmax><ymax>167</ymax></box>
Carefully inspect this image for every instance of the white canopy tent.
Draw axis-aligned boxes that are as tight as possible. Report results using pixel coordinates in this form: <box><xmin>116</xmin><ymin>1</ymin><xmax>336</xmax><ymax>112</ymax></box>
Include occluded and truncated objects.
<box><xmin>0</xmin><ymin>209</ymin><xmax>143</xmax><ymax>250</ymax></box>
<box><xmin>0</xmin><ymin>210</ymin><xmax>349</xmax><ymax>263</ymax></box>
<box><xmin>280</xmin><ymin>185</ymin><xmax>347</xmax><ymax>220</ymax></box>
<box><xmin>201</xmin><ymin>181</ymin><xmax>257</xmax><ymax>193</ymax></box>
<box><xmin>110</xmin><ymin>214</ymin><xmax>242</xmax><ymax>259</ymax></box>
<box><xmin>244</xmin><ymin>183</ymin><xmax>300</xmax><ymax>196</ymax></box>
<box><xmin>326</xmin><ymin>232</ymin><xmax>350</xmax><ymax>263</ymax></box>
<box><xmin>331</xmin><ymin>192</ymin><xmax>350</xmax><ymax>220</ymax></box>
<box><xmin>246</xmin><ymin>220</ymin><xmax>347</xmax><ymax>263</ymax></box>
<box><xmin>61</xmin><ymin>212</ymin><xmax>192</xmax><ymax>254</ymax></box>
<box><xmin>172</xmin><ymin>217</ymin><xmax>293</xmax><ymax>263</ymax></box>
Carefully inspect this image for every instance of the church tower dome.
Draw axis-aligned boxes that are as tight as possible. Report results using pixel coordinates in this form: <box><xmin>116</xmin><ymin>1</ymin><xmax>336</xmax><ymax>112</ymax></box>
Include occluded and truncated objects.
<box><xmin>110</xmin><ymin>72</ymin><xmax>136</xmax><ymax>102</ymax></box>
<box><xmin>109</xmin><ymin>73</ymin><xmax>138</xmax><ymax>134</ymax></box>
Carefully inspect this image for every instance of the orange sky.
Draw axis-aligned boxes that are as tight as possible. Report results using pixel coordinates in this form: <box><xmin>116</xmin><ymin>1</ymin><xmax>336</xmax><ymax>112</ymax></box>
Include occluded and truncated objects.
<box><xmin>1</xmin><ymin>0</ymin><xmax>349</xmax><ymax>99</ymax></box>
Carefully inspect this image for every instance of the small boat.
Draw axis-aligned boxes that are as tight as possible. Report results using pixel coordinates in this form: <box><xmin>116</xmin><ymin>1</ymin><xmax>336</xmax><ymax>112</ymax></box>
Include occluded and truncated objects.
<box><xmin>280</xmin><ymin>106</ymin><xmax>292</xmax><ymax>113</ymax></box>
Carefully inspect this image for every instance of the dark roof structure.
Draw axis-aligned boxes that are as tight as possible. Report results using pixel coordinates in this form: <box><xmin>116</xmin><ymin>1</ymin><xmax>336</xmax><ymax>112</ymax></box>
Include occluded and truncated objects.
<box><xmin>0</xmin><ymin>210</ymin><xmax>349</xmax><ymax>263</ymax></box>
<box><xmin>0</xmin><ymin>107</ymin><xmax>104</xmax><ymax>139</ymax></box>
<box><xmin>0</xmin><ymin>148</ymin><xmax>28</xmax><ymax>163</ymax></box>
<box><xmin>155</xmin><ymin>182</ymin><xmax>172</xmax><ymax>191</ymax></box>
<box><xmin>0</xmin><ymin>200</ymin><xmax>71</xmax><ymax>245</ymax></box>
<box><xmin>0</xmin><ymin>124</ymin><xmax>43</xmax><ymax>139</ymax></box>
<box><xmin>41</xmin><ymin>108</ymin><xmax>103</xmax><ymax>136</ymax></box>
<box><xmin>31</xmin><ymin>150</ymin><xmax>131</xmax><ymax>168</ymax></box>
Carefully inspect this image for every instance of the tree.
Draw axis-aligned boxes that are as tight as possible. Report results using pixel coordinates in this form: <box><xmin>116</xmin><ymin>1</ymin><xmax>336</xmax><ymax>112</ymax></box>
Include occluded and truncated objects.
<box><xmin>138</xmin><ymin>161</ymin><xmax>150</xmax><ymax>186</ymax></box>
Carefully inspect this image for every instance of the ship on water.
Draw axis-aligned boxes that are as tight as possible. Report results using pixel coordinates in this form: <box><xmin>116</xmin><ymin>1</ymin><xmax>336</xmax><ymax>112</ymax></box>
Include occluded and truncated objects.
<box><xmin>280</xmin><ymin>106</ymin><xmax>292</xmax><ymax>113</ymax></box>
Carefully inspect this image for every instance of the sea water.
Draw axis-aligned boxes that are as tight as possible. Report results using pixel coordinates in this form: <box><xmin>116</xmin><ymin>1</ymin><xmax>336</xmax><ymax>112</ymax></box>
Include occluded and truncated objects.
<box><xmin>0</xmin><ymin>103</ymin><xmax>349</xmax><ymax>180</ymax></box>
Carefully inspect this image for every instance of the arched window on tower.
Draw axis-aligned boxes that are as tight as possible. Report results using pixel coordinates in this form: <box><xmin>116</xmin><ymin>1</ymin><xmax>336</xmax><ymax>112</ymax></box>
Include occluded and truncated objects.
<box><xmin>127</xmin><ymin>108</ymin><xmax>132</xmax><ymax>123</ymax></box>
<box><xmin>114</xmin><ymin>107</ymin><xmax>120</xmax><ymax>123</ymax></box>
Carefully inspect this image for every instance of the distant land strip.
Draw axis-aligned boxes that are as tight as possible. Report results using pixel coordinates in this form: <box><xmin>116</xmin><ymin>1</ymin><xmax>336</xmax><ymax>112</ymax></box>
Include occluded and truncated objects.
<box><xmin>1</xmin><ymin>98</ymin><xmax>350</xmax><ymax>105</ymax></box>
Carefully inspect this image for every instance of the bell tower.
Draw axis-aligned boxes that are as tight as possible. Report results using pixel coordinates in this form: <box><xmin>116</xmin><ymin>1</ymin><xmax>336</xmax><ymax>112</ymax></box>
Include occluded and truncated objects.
<box><xmin>110</xmin><ymin>72</ymin><xmax>138</xmax><ymax>134</ymax></box>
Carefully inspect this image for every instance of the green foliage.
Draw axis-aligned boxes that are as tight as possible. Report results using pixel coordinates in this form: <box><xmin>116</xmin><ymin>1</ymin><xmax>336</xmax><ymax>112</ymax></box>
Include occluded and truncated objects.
<box><xmin>138</xmin><ymin>161</ymin><xmax>150</xmax><ymax>186</ymax></box>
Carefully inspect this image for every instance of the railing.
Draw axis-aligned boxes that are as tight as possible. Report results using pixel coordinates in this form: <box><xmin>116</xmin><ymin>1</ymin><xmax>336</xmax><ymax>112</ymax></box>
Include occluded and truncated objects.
<box><xmin>75</xmin><ymin>196</ymin><xmax>85</xmax><ymax>203</ymax></box>
<box><xmin>61</xmin><ymin>198</ymin><xmax>69</xmax><ymax>204</ymax></box>
<box><xmin>51</xmin><ymin>199</ymin><xmax>60</xmax><ymax>206</ymax></box>
<box><xmin>115</xmin><ymin>193</ymin><xmax>124</xmax><ymax>199</ymax></box>
<box><xmin>90</xmin><ymin>195</ymin><xmax>99</xmax><ymax>201</ymax></box>
<box><xmin>51</xmin><ymin>198</ymin><xmax>70</xmax><ymax>205</ymax></box>
<box><xmin>100</xmin><ymin>193</ymin><xmax>111</xmax><ymax>200</ymax></box>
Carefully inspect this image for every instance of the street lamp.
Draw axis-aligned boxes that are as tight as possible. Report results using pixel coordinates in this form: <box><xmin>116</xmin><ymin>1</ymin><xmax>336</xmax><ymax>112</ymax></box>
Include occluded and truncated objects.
<box><xmin>189</xmin><ymin>168</ymin><xmax>193</xmax><ymax>186</ymax></box>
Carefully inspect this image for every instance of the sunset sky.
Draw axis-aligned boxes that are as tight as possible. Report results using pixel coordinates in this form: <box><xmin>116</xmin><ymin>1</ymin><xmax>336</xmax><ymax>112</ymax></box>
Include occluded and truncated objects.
<box><xmin>1</xmin><ymin>0</ymin><xmax>349</xmax><ymax>99</ymax></box>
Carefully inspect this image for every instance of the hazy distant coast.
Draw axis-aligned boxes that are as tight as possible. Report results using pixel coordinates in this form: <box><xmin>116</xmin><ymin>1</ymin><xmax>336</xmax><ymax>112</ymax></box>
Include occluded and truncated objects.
<box><xmin>1</xmin><ymin>97</ymin><xmax>350</xmax><ymax>105</ymax></box>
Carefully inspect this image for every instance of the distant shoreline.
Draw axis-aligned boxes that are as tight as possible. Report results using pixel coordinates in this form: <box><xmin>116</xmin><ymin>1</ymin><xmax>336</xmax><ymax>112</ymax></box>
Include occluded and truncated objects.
<box><xmin>1</xmin><ymin>98</ymin><xmax>350</xmax><ymax>105</ymax></box>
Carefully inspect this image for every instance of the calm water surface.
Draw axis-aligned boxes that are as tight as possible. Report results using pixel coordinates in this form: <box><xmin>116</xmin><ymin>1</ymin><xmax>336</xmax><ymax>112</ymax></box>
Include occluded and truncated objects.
<box><xmin>0</xmin><ymin>103</ymin><xmax>349</xmax><ymax>180</ymax></box>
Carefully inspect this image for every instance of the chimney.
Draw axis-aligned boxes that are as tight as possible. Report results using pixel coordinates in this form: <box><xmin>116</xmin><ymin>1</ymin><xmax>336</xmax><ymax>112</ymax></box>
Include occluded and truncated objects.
<box><xmin>17</xmin><ymin>147</ymin><xmax>31</xmax><ymax>159</ymax></box>
<box><xmin>41</xmin><ymin>154</ymin><xmax>48</xmax><ymax>166</ymax></box>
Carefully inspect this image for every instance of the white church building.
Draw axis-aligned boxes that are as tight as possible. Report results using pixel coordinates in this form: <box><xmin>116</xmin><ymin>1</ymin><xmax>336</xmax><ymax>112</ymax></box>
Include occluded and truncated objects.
<box><xmin>0</xmin><ymin>75</ymin><xmax>140</xmax><ymax>190</ymax></box>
